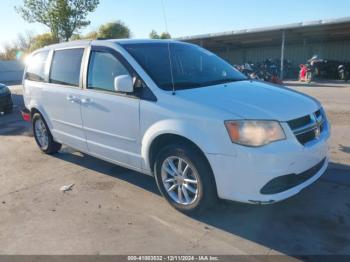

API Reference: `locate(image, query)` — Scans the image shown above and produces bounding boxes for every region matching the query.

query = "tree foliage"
[16,32,35,51]
[77,21,131,40]
[160,32,171,39]
[97,21,131,39]
[149,30,171,39]
[0,32,34,60]
[0,19,130,60]
[149,30,159,39]
[30,33,58,51]
[15,0,100,41]
[0,45,21,60]
[0,32,59,60]
[80,31,98,39]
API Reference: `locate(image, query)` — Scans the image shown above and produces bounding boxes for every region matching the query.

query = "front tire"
[32,113,61,154]
[154,143,217,214]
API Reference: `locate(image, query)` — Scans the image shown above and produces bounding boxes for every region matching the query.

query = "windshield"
[121,42,247,90]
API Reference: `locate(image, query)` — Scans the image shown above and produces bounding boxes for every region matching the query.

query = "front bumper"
[207,121,330,204]
[0,93,13,110]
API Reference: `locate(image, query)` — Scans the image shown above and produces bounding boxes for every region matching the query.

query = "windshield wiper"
[203,78,247,86]
[161,78,248,90]
[161,82,203,90]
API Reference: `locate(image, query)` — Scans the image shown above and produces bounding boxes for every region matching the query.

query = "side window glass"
[50,48,84,87]
[25,51,49,82]
[88,51,130,92]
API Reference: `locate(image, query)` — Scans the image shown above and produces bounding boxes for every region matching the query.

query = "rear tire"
[32,113,61,154]
[154,143,217,214]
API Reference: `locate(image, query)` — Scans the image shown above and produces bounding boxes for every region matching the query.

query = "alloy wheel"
[161,156,199,205]
[34,118,49,150]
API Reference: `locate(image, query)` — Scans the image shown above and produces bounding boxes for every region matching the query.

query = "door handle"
[66,95,80,103]
[81,98,93,104]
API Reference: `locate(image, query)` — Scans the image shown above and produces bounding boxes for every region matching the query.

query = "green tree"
[97,21,131,39]
[80,31,98,40]
[149,30,171,39]
[15,0,100,41]
[149,30,160,39]
[0,45,20,60]
[160,32,171,39]
[30,33,58,51]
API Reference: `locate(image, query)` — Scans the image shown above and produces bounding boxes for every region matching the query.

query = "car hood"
[176,80,320,121]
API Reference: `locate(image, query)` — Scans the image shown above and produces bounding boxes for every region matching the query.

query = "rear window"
[50,48,84,87]
[25,51,49,82]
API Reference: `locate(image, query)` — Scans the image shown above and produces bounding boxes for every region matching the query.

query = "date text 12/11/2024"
[127,255,219,261]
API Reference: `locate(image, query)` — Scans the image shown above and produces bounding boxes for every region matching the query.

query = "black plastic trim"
[260,158,326,195]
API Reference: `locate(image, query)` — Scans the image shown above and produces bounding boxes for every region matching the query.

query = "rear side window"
[88,51,130,92]
[50,48,84,87]
[25,51,49,82]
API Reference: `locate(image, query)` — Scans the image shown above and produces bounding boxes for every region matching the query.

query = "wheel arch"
[141,120,221,172]
[30,107,40,118]
[142,119,219,195]
[28,104,53,130]
[148,133,206,171]
[147,132,219,199]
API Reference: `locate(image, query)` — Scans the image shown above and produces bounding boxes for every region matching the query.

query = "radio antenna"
[161,0,176,95]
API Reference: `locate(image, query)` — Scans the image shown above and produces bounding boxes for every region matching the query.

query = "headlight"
[224,120,286,147]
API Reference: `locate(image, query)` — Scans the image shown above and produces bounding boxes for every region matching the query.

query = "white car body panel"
[175,80,321,121]
[23,39,330,204]
[42,83,87,151]
[80,89,141,168]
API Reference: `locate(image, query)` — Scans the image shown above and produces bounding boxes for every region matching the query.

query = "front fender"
[141,119,223,171]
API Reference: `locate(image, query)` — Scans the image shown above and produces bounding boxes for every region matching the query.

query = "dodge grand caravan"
[22,39,330,213]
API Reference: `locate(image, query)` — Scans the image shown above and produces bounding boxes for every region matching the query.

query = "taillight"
[21,109,31,122]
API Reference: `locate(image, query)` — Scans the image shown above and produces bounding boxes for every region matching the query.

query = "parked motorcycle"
[298,55,322,83]
[338,65,349,82]
[299,64,313,83]
[236,63,261,80]
[238,56,350,82]
[238,61,283,84]
[305,64,313,83]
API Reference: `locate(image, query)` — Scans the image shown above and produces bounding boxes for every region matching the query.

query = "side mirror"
[114,75,133,93]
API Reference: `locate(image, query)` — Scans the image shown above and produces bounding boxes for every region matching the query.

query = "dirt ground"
[0,82,349,257]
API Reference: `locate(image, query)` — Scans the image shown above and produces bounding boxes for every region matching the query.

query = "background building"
[180,17,350,79]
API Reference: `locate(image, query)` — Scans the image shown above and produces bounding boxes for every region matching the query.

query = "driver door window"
[88,51,130,92]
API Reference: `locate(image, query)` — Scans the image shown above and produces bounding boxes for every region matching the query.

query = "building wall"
[213,40,350,65]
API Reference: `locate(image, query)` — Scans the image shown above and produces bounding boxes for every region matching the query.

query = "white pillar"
[280,30,286,80]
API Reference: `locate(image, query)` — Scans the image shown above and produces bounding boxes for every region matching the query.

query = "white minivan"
[22,39,330,213]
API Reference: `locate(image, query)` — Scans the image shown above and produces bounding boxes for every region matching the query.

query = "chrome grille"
[287,109,326,145]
